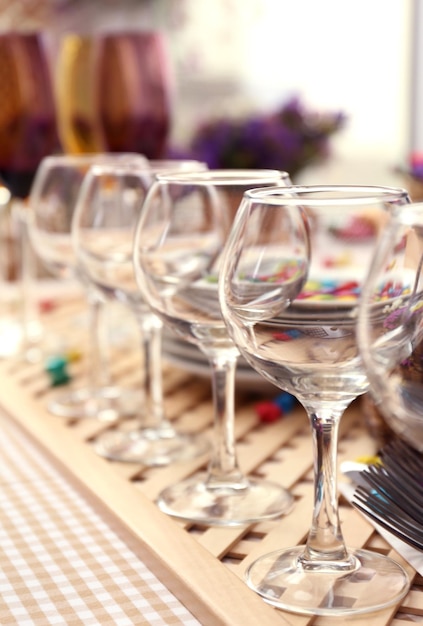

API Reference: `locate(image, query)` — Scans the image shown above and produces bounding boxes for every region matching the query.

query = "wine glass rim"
[148,159,208,169]
[86,159,209,177]
[244,184,410,205]
[155,169,290,185]
[39,153,148,167]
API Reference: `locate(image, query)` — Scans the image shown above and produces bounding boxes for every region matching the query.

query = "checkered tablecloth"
[0,409,201,626]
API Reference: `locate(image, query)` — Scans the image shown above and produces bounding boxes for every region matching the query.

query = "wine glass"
[54,34,105,154]
[55,31,171,158]
[72,159,210,465]
[98,31,171,158]
[133,169,294,525]
[0,32,59,198]
[357,201,423,450]
[0,32,59,359]
[219,185,410,614]
[28,152,147,420]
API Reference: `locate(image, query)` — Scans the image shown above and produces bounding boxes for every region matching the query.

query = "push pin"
[45,355,71,387]
[255,392,296,423]
[39,298,56,313]
[65,349,83,363]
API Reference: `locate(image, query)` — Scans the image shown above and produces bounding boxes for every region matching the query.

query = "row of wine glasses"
[29,155,211,467]
[133,179,412,615]
[29,154,419,615]
[217,185,411,615]
[0,31,172,367]
[0,30,171,189]
[133,169,294,525]
[28,153,148,420]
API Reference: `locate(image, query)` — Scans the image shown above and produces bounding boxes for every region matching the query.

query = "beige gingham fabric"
[0,410,200,625]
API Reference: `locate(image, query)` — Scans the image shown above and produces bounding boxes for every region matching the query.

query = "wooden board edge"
[0,371,293,626]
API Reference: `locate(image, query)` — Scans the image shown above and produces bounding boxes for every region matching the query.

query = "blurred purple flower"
[185,96,346,178]
[409,162,423,180]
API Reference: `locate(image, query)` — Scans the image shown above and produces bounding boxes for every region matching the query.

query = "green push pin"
[45,355,71,387]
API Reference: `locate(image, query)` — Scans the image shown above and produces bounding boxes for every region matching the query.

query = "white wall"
[169,0,412,185]
[243,1,410,150]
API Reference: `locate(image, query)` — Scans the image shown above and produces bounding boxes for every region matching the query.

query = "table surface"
[0,408,200,626]
[0,292,422,626]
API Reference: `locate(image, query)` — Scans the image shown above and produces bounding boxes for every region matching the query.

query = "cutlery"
[352,439,423,551]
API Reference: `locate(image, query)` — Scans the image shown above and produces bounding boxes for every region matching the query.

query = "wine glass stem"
[301,407,353,567]
[206,353,246,489]
[137,313,171,432]
[16,201,42,355]
[86,287,111,391]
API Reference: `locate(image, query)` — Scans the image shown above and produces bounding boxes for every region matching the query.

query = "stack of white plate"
[162,328,277,393]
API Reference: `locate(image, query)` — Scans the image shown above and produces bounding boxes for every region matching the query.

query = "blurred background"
[0,0,416,354]
[0,0,415,185]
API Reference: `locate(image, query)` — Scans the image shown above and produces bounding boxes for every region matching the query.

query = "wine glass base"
[47,386,140,421]
[92,428,210,466]
[157,472,294,526]
[245,545,410,616]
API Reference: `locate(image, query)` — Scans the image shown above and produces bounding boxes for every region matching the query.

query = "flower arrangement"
[188,97,346,179]
[397,153,423,202]
[407,153,423,180]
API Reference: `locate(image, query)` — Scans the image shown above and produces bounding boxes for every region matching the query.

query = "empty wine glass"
[0,32,59,359]
[219,185,410,614]
[28,152,147,419]
[133,169,294,525]
[357,201,423,450]
[72,159,210,465]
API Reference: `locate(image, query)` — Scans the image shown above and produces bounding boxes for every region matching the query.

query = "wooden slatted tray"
[0,294,421,626]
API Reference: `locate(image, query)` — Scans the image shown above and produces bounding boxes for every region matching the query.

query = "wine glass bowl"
[358,201,423,451]
[55,31,171,159]
[0,32,58,198]
[98,31,171,158]
[219,185,411,614]
[133,169,295,525]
